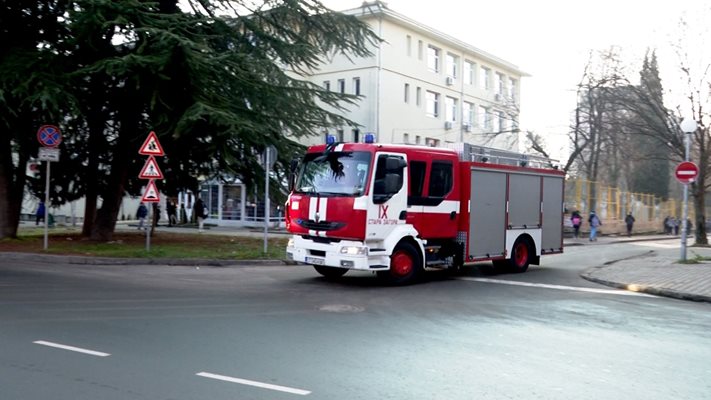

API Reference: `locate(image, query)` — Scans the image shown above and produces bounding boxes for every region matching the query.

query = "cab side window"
[409,161,426,197]
[428,161,453,197]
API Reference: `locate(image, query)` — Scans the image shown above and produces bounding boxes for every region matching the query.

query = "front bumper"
[286,235,389,271]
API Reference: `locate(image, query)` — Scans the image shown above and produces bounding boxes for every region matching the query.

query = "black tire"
[508,238,532,273]
[313,265,348,279]
[377,241,422,285]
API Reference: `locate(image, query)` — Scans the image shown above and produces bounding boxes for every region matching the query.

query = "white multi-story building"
[300,1,527,151]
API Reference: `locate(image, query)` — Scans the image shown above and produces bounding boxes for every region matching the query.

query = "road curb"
[580,253,711,304]
[1,251,289,267]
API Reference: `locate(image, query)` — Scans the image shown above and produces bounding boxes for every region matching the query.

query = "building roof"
[340,1,529,77]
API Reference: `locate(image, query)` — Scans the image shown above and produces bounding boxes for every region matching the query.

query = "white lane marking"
[458,277,656,297]
[33,340,111,357]
[197,372,311,396]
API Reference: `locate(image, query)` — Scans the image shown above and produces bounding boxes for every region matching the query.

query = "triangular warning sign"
[138,131,165,156]
[141,180,160,203]
[139,156,164,179]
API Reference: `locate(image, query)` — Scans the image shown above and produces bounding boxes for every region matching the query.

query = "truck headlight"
[340,246,367,255]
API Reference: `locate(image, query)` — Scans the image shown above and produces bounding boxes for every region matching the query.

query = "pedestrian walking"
[35,201,45,225]
[588,211,602,241]
[194,198,208,232]
[167,200,177,227]
[136,202,148,230]
[571,210,582,239]
[625,212,635,237]
[674,218,680,235]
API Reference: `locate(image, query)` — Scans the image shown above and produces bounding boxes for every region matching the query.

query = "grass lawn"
[0,228,289,260]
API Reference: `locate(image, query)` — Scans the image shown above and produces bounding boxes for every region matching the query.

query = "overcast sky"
[321,0,710,159]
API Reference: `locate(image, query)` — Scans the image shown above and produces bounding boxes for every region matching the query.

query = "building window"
[403,133,410,144]
[509,78,517,99]
[480,66,491,90]
[478,105,490,129]
[338,79,345,94]
[404,83,410,103]
[463,101,474,125]
[498,111,506,132]
[493,111,501,132]
[337,128,344,142]
[445,96,457,122]
[353,77,361,95]
[426,138,440,147]
[415,135,421,145]
[416,87,422,106]
[323,80,330,91]
[406,35,412,56]
[418,40,423,60]
[427,45,440,73]
[426,91,440,118]
[464,61,474,85]
[353,128,360,143]
[446,53,458,79]
[496,73,505,96]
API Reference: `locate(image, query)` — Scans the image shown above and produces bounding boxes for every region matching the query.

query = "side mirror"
[385,156,407,171]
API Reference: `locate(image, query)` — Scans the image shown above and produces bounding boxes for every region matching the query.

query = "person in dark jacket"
[194,198,207,232]
[136,202,148,230]
[625,212,635,237]
[35,201,45,225]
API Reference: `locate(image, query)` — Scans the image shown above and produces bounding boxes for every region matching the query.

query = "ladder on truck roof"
[445,142,556,169]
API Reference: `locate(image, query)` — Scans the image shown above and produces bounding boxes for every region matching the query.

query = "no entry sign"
[675,161,699,184]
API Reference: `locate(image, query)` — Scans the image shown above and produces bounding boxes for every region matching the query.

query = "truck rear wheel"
[508,238,532,273]
[378,241,422,285]
[313,265,348,279]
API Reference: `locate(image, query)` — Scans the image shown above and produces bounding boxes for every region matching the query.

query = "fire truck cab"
[286,135,564,284]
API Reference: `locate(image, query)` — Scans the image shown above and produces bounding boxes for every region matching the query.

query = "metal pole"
[264,151,270,254]
[146,204,151,252]
[43,160,50,250]
[681,133,691,261]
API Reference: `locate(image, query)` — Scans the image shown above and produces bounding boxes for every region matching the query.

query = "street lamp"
[680,117,697,261]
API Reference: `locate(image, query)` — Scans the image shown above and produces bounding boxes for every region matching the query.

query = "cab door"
[366,152,408,241]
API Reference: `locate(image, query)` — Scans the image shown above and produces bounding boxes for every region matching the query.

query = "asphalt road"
[1,240,710,400]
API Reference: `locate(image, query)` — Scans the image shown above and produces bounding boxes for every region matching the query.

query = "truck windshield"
[294,151,371,196]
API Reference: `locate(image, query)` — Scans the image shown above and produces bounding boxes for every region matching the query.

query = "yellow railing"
[564,178,699,234]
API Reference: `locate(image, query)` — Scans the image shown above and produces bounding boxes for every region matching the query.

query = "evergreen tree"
[0,0,378,240]
[629,51,670,199]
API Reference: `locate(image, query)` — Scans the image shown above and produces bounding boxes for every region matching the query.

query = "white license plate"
[305,256,325,265]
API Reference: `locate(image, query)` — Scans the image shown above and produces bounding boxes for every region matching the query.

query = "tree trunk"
[0,123,30,240]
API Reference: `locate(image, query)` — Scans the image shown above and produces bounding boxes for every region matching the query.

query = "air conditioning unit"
[446,77,454,86]
[463,123,472,132]
[444,121,453,130]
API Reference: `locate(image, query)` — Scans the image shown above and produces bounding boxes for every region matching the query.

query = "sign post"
[263,145,277,254]
[37,125,62,251]
[676,161,699,262]
[138,131,165,251]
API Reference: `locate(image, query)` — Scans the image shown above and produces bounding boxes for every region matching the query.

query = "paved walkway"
[567,234,711,303]
[10,223,711,303]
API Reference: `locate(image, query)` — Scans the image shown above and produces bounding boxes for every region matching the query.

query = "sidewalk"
[567,233,711,303]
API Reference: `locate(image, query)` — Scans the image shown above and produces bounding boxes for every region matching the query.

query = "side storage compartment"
[541,176,564,253]
[468,169,506,259]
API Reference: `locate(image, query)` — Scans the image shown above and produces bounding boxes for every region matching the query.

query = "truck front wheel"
[508,238,532,273]
[313,265,348,279]
[378,241,422,285]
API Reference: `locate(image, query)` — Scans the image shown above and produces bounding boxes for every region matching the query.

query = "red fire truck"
[286,135,565,284]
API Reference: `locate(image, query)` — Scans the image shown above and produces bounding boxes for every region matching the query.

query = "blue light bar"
[364,133,376,143]
[326,134,336,144]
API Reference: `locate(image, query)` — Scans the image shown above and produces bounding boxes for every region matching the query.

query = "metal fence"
[564,178,695,234]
